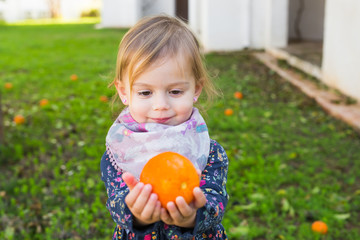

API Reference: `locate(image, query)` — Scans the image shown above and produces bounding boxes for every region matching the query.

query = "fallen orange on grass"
[14,115,25,125]
[4,83,13,89]
[311,221,328,234]
[234,91,243,99]
[39,99,49,107]
[100,96,109,102]
[140,152,199,209]
[224,108,234,116]
[70,74,78,81]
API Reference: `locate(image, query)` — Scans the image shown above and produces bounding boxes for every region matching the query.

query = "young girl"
[101,15,229,239]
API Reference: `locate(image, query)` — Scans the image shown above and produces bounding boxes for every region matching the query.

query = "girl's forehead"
[148,52,191,68]
[128,56,195,87]
[137,54,192,75]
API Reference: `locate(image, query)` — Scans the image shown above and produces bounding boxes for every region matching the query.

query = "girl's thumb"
[122,172,138,190]
[193,187,207,209]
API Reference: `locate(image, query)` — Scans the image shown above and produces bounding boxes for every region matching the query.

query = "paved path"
[254,52,360,132]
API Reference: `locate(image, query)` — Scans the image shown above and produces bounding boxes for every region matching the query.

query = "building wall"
[189,0,288,51]
[0,0,100,23]
[141,0,174,18]
[200,0,251,51]
[19,0,49,19]
[100,0,140,28]
[190,0,249,51]
[100,0,288,51]
[250,0,266,48]
[100,0,175,28]
[322,0,360,101]
[0,0,48,22]
[264,0,288,48]
[0,0,18,22]
[61,0,101,19]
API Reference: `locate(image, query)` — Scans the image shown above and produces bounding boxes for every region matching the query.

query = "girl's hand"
[160,187,206,228]
[122,172,161,227]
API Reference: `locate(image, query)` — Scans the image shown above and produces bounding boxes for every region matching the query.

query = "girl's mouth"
[151,118,171,124]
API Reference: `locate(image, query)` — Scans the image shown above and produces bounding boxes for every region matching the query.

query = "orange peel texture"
[140,152,200,209]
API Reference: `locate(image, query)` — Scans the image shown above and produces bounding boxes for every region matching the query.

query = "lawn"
[1,22,359,240]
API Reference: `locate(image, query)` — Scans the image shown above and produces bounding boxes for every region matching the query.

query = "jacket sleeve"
[192,140,229,234]
[100,151,160,236]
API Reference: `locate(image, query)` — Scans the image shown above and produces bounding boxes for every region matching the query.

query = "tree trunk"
[48,0,61,18]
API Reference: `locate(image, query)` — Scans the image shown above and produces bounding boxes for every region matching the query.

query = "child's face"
[117,56,202,126]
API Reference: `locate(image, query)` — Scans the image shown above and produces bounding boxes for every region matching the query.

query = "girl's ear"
[194,83,203,100]
[115,79,129,105]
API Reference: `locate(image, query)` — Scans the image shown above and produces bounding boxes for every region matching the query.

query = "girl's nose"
[152,94,170,111]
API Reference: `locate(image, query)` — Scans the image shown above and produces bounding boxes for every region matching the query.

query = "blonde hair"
[110,15,218,107]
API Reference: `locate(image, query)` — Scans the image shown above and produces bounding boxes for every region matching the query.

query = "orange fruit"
[224,108,234,116]
[311,221,328,234]
[234,91,243,99]
[39,99,49,107]
[70,74,78,81]
[140,152,199,208]
[14,115,25,125]
[4,83,13,89]
[100,96,108,102]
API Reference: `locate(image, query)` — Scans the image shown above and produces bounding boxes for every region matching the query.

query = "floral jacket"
[100,139,229,240]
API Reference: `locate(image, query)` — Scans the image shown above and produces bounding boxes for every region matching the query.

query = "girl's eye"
[138,91,152,96]
[169,90,183,95]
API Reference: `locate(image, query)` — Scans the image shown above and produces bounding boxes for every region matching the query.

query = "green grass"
[1,23,359,240]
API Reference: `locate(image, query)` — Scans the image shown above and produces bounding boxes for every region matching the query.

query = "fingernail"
[145,184,152,191]
[137,182,144,189]
[151,193,158,200]
[167,201,174,208]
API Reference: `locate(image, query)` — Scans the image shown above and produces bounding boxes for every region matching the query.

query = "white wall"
[0,2,5,21]
[0,0,100,22]
[100,0,289,51]
[61,0,85,19]
[61,0,101,19]
[100,0,175,28]
[288,0,325,41]
[141,0,174,18]
[101,0,139,28]
[322,0,360,101]
[250,0,266,48]
[188,0,203,38]
[0,0,48,22]
[0,0,19,22]
[189,0,288,51]
[190,0,251,51]
[20,0,49,19]
[265,0,288,48]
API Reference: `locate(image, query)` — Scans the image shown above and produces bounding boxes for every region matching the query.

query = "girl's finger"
[141,193,158,219]
[122,172,138,190]
[125,182,144,208]
[132,184,152,213]
[193,187,207,209]
[152,201,162,220]
[166,201,183,222]
[160,208,173,225]
[175,196,193,217]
